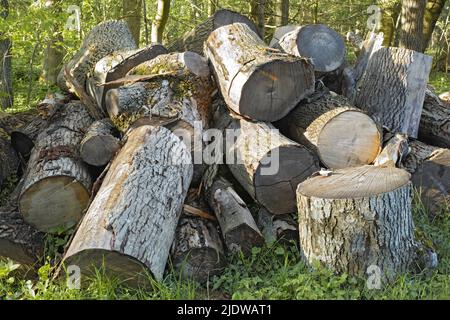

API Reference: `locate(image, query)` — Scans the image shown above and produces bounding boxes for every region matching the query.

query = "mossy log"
[18,102,94,233]
[277,92,382,169]
[62,125,193,286]
[204,22,315,122]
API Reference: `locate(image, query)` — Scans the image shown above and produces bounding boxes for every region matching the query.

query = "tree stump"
[168,9,260,55]
[272,24,346,74]
[80,119,120,167]
[18,102,94,233]
[227,118,319,215]
[296,165,418,279]
[277,92,382,169]
[62,125,193,285]
[354,47,432,138]
[204,22,315,122]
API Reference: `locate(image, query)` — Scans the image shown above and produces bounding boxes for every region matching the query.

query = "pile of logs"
[0,9,448,285]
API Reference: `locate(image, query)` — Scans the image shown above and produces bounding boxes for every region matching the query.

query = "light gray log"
[203,165,264,255]
[204,22,315,122]
[19,101,94,233]
[62,125,193,286]
[354,47,432,138]
[277,92,382,169]
[297,165,418,280]
[80,119,120,167]
[269,25,298,47]
[273,24,346,74]
[168,9,260,55]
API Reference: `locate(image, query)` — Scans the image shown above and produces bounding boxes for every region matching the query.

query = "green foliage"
[429,72,450,95]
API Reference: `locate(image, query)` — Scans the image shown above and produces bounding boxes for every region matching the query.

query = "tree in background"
[422,0,447,52]
[399,0,426,51]
[152,0,170,43]
[123,0,142,46]
[377,0,402,47]
[250,0,266,37]
[208,0,218,16]
[275,0,289,26]
[0,0,12,109]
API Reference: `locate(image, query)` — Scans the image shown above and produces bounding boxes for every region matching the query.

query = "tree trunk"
[123,0,142,46]
[399,0,426,51]
[272,24,346,74]
[0,0,12,109]
[275,0,289,26]
[171,215,226,283]
[0,128,18,189]
[203,165,264,255]
[257,208,298,245]
[207,0,218,16]
[204,22,315,122]
[167,9,260,55]
[276,92,382,169]
[422,0,446,51]
[418,89,450,148]
[227,118,319,215]
[80,119,120,167]
[297,165,418,280]
[62,125,193,285]
[86,44,167,111]
[402,140,450,215]
[43,1,64,86]
[19,102,94,233]
[354,47,432,138]
[377,0,402,47]
[151,0,170,44]
[250,0,266,38]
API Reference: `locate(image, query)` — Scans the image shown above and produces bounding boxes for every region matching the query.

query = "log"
[167,9,260,55]
[203,165,264,255]
[10,117,48,161]
[171,215,226,283]
[272,24,346,74]
[62,125,193,285]
[374,133,410,167]
[277,92,382,169]
[204,22,315,122]
[297,165,418,279]
[257,207,298,245]
[354,47,432,138]
[227,118,319,215]
[402,139,450,214]
[86,44,167,111]
[269,25,298,47]
[80,119,120,167]
[418,89,450,148]
[19,101,94,233]
[0,128,18,189]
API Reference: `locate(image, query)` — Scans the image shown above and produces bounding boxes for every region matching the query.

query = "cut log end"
[80,135,120,167]
[19,176,90,232]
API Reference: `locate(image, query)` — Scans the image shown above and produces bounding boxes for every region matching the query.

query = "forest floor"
[0,72,449,300]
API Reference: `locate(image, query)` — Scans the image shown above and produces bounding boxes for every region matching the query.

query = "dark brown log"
[0,128,18,189]
[62,125,193,286]
[19,101,94,233]
[167,9,260,55]
[204,22,315,122]
[257,207,298,245]
[203,165,264,255]
[418,89,450,148]
[277,92,382,169]
[354,47,432,138]
[80,119,120,167]
[297,165,418,280]
[272,24,346,74]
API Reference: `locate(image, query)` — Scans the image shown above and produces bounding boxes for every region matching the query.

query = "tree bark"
[250,0,266,38]
[297,165,418,279]
[399,0,426,51]
[354,47,432,138]
[0,128,18,189]
[402,139,450,215]
[277,92,382,169]
[62,125,193,285]
[43,1,64,86]
[123,0,142,46]
[422,0,446,51]
[203,165,264,255]
[377,0,402,47]
[80,119,120,167]
[204,22,315,122]
[151,0,170,44]
[418,89,450,149]
[0,0,12,109]
[275,0,289,26]
[19,101,94,233]
[167,9,260,55]
[272,24,346,74]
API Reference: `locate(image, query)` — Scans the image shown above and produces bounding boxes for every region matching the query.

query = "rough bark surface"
[354,47,432,138]
[297,165,418,279]
[399,0,426,51]
[62,125,193,285]
[19,102,94,233]
[277,92,382,169]
[0,128,18,188]
[204,22,315,122]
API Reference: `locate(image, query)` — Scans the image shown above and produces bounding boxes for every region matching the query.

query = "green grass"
[429,72,450,95]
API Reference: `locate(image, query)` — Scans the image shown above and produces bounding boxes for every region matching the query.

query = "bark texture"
[204,22,315,122]
[422,0,446,51]
[0,0,12,109]
[123,0,142,46]
[62,125,193,285]
[0,128,18,189]
[151,0,170,43]
[399,0,426,51]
